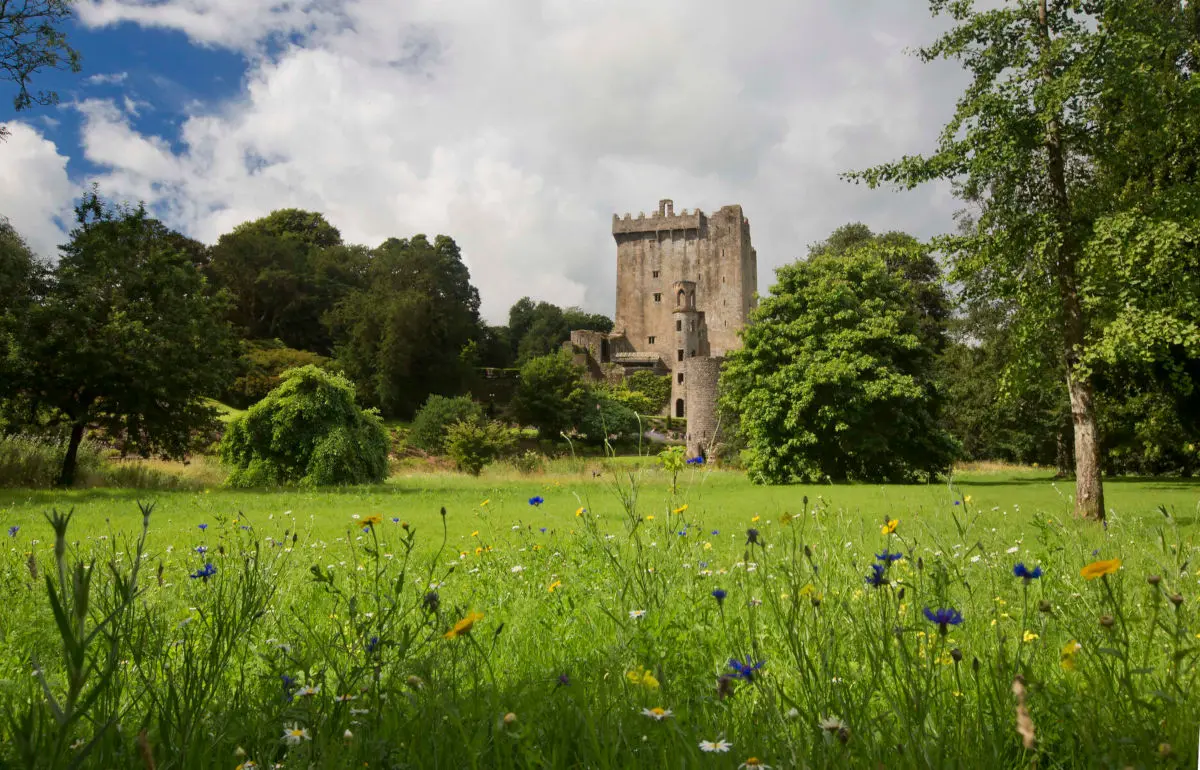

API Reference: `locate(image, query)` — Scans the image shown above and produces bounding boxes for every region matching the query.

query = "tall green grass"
[1,464,1197,768]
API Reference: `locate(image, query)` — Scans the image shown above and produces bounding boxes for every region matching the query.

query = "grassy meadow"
[2,463,1199,768]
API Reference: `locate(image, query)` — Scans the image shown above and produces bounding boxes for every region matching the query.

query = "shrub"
[511,350,584,438]
[445,418,517,476]
[219,365,389,487]
[0,435,105,488]
[577,395,641,445]
[223,339,331,409]
[509,449,545,475]
[626,371,671,413]
[409,395,484,454]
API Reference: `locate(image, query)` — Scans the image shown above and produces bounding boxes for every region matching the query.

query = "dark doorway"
[675,398,685,418]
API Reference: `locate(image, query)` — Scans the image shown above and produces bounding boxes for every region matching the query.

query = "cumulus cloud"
[0,123,75,259]
[63,0,967,322]
[84,71,130,85]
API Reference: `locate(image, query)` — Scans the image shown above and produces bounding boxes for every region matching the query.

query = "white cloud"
[0,123,75,259]
[85,71,129,85]
[58,0,968,323]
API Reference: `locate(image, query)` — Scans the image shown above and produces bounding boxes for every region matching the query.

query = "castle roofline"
[612,209,703,236]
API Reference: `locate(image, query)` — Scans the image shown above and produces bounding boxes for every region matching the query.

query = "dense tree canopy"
[510,350,585,439]
[328,234,482,418]
[722,240,957,484]
[9,190,237,485]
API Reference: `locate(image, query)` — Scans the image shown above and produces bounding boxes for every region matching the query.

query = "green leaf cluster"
[445,418,517,476]
[219,365,389,487]
[409,395,485,454]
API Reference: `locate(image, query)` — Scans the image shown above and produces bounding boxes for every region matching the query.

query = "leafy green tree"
[223,339,331,409]
[1,0,80,142]
[626,371,671,413]
[408,395,484,454]
[12,190,237,485]
[510,350,584,438]
[846,0,1200,519]
[220,365,389,487]
[563,307,614,334]
[328,235,482,418]
[207,212,367,354]
[445,418,517,476]
[721,244,957,484]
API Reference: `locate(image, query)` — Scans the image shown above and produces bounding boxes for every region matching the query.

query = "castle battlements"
[612,198,704,235]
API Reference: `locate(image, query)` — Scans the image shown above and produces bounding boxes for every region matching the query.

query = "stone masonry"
[567,199,757,459]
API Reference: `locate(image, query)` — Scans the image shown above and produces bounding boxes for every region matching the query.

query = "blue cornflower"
[865,564,888,587]
[195,545,208,556]
[727,657,765,682]
[240,525,250,531]
[746,528,760,545]
[711,588,727,605]
[557,673,570,687]
[281,673,297,702]
[539,527,547,533]
[678,529,688,536]
[686,456,705,465]
[198,523,208,531]
[189,563,217,581]
[392,517,400,523]
[366,636,380,654]
[1013,563,1044,581]
[923,606,964,633]
[529,496,544,506]
[698,561,708,569]
[711,530,720,535]
[953,500,961,506]
[876,550,904,563]
[7,525,18,537]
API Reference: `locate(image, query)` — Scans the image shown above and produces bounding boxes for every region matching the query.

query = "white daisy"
[280,724,310,746]
[699,739,732,753]
[629,609,646,619]
[640,707,673,720]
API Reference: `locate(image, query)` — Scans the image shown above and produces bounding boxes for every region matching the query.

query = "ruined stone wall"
[685,356,723,459]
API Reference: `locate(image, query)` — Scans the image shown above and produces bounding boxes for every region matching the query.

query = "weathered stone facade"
[568,199,757,459]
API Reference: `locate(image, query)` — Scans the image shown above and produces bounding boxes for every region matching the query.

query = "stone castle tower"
[569,199,757,459]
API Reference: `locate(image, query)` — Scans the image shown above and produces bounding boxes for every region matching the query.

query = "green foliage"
[219,365,388,487]
[9,190,237,486]
[0,0,80,142]
[625,371,671,413]
[328,235,482,418]
[207,215,368,355]
[506,297,613,365]
[562,307,614,334]
[409,395,484,454]
[0,218,43,387]
[722,246,956,483]
[575,393,640,445]
[223,339,331,409]
[445,418,517,475]
[510,350,585,438]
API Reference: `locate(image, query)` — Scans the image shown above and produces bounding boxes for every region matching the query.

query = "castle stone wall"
[685,356,723,459]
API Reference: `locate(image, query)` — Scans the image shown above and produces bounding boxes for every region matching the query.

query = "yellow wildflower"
[471,530,479,537]
[779,512,794,525]
[360,515,382,529]
[575,507,585,517]
[646,515,655,520]
[626,666,660,689]
[1080,558,1121,580]
[481,499,490,507]
[881,519,898,535]
[751,515,760,523]
[703,542,713,550]
[964,495,972,504]
[444,612,484,640]
[1061,639,1081,670]
[1022,630,1039,643]
[548,580,562,593]
[673,504,688,514]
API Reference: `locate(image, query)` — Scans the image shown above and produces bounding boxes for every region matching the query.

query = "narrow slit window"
[677,373,684,384]
[648,336,656,345]
[677,350,684,362]
[652,270,660,278]
[653,293,662,303]
[676,320,682,331]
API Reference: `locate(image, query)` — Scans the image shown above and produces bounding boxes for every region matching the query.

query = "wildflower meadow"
[1,464,1198,769]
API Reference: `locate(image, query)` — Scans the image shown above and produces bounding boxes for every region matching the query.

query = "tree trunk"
[1038,0,1105,520]
[58,421,86,487]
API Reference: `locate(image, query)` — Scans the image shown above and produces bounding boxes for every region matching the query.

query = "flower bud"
[1148,574,1161,586]
[1099,614,1115,628]
[1170,594,1184,607]
[503,712,517,726]
[1038,600,1052,613]
[950,648,962,663]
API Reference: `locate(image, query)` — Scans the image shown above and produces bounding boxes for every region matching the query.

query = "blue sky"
[0,0,966,323]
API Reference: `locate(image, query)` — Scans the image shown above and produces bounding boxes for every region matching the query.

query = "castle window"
[653,293,662,303]
[677,372,684,384]
[677,349,684,362]
[648,336,656,345]
[675,399,685,418]
[688,321,695,332]
[676,320,682,331]
[652,270,660,278]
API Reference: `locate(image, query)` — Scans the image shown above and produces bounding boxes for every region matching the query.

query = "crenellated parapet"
[612,199,704,236]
